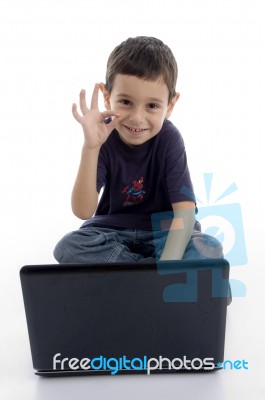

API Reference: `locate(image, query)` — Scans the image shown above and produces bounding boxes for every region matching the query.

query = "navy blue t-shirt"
[81,119,195,231]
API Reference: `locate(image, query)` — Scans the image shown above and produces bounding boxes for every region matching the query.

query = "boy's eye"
[119,99,131,106]
[148,103,159,109]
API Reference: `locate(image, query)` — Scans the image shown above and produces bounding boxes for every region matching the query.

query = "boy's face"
[101,74,179,146]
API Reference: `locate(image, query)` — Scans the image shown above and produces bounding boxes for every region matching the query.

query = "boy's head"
[105,36,178,102]
[100,36,180,147]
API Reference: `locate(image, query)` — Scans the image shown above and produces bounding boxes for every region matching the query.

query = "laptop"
[20,258,230,376]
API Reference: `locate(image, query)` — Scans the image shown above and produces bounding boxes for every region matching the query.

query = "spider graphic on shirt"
[121,177,146,206]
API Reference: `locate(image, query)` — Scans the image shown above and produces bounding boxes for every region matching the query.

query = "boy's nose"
[129,108,144,125]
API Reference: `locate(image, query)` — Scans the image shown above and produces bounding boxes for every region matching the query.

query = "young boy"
[53,36,223,264]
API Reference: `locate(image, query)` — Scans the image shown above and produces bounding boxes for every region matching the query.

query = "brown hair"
[105,36,178,102]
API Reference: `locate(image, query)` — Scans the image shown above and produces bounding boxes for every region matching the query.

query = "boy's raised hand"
[72,84,120,149]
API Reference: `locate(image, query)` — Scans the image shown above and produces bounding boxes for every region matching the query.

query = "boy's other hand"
[72,84,120,149]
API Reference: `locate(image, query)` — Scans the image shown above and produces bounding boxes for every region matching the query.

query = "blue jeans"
[53,225,223,263]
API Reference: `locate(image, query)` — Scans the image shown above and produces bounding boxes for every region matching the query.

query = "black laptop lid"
[20,259,230,375]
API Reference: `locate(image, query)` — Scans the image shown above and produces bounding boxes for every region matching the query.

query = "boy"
[54,36,223,263]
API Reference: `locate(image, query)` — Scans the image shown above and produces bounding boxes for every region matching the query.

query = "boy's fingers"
[79,89,89,115]
[90,84,99,110]
[105,114,121,132]
[99,110,120,121]
[72,103,82,122]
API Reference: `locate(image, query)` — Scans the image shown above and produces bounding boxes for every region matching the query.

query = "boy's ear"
[98,82,111,110]
[166,92,180,118]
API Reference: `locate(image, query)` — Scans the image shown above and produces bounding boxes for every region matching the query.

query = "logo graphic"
[194,173,247,298]
[53,353,248,374]
[193,173,247,267]
[151,173,247,301]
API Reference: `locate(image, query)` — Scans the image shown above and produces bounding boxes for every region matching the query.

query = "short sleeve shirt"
[81,119,195,231]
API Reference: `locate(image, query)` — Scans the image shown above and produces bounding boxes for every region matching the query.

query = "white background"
[1,0,265,399]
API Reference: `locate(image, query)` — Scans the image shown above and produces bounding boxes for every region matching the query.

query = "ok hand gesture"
[72,84,120,149]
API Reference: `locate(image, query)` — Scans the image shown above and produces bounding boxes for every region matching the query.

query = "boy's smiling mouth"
[123,124,148,134]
